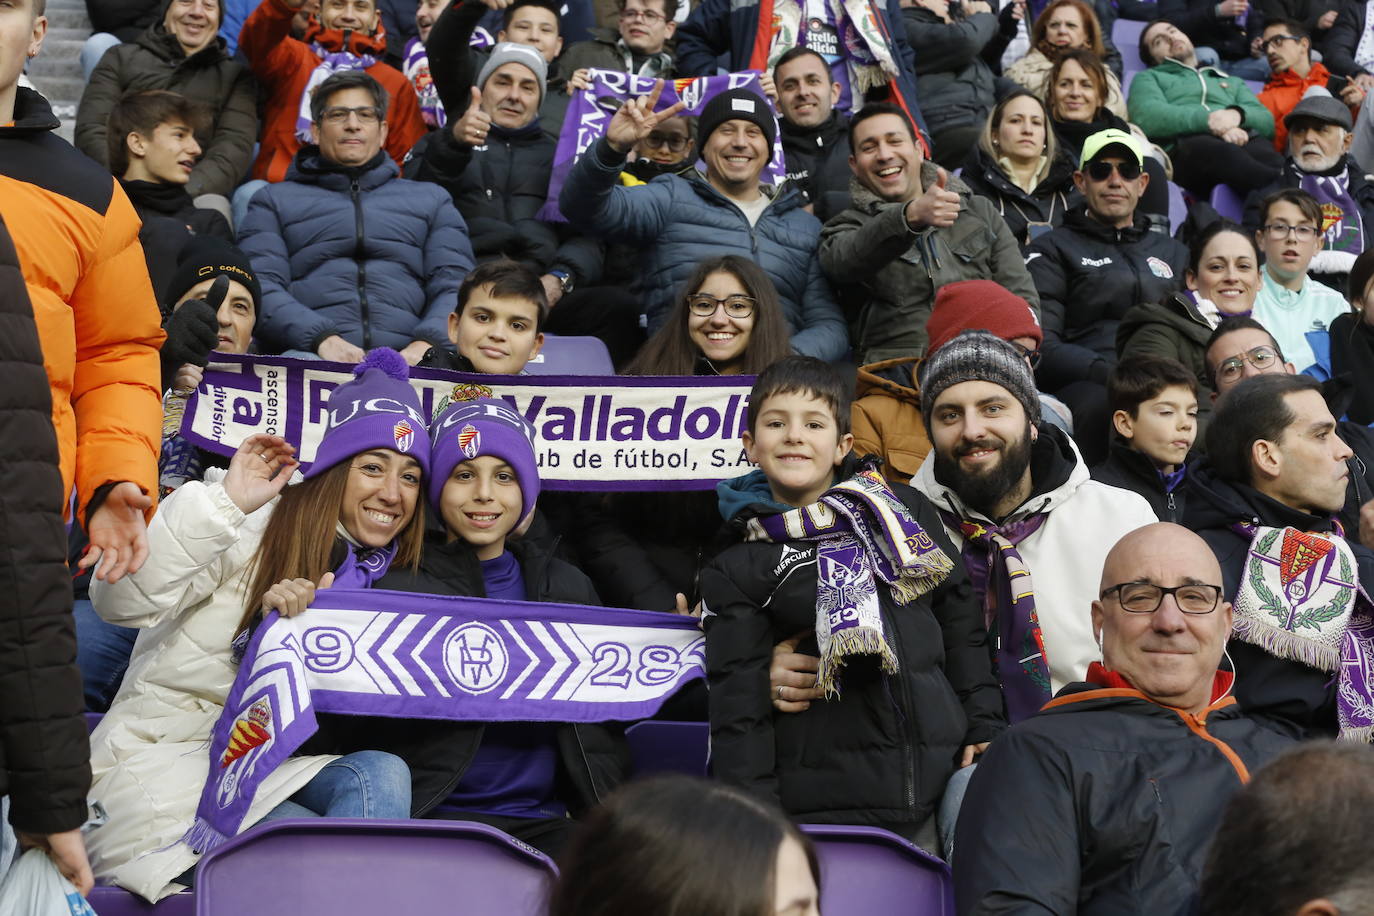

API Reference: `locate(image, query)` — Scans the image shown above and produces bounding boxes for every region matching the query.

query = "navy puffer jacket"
[559,137,849,361]
[239,148,475,354]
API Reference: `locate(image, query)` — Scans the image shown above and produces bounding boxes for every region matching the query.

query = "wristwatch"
[549,269,575,294]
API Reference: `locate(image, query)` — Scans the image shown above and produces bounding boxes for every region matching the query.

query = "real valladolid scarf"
[1232,525,1374,742]
[185,589,705,852]
[745,466,954,695]
[761,0,901,96]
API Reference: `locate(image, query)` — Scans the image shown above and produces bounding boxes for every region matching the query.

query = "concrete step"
[26,72,83,99]
[44,8,90,30]
[37,36,84,61]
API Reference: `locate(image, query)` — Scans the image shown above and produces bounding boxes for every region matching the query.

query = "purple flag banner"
[178,353,755,491]
[187,587,705,851]
[538,70,787,222]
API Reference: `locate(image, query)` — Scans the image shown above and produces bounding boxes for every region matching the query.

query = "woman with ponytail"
[84,350,430,903]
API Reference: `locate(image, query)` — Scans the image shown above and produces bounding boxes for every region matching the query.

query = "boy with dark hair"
[420,259,548,374]
[1092,355,1199,522]
[702,355,1003,852]
[106,89,232,300]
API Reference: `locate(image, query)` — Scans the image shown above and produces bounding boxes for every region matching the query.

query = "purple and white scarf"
[402,36,445,128]
[539,70,788,222]
[1300,171,1367,256]
[296,44,378,142]
[185,588,705,852]
[744,466,954,696]
[1231,524,1374,742]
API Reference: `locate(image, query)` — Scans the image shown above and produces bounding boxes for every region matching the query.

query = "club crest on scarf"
[746,465,953,696]
[220,698,272,769]
[432,383,496,421]
[393,420,414,453]
[1232,525,1374,743]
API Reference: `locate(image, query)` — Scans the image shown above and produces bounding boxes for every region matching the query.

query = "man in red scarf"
[952,522,1298,915]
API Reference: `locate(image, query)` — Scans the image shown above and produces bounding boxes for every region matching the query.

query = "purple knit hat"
[305,348,431,479]
[428,397,539,520]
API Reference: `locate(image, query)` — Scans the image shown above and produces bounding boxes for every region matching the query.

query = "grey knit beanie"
[477,42,548,105]
[920,330,1041,431]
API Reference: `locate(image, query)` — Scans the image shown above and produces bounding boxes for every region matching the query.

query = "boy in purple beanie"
[369,395,618,857]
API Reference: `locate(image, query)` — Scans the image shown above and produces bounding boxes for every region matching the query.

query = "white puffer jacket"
[913,427,1158,694]
[87,473,337,902]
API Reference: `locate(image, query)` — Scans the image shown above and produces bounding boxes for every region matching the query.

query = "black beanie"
[163,237,261,317]
[694,89,777,163]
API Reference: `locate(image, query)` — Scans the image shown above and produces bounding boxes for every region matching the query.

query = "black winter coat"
[780,112,853,223]
[1159,0,1265,63]
[0,215,88,835]
[960,143,1081,251]
[305,535,628,818]
[902,7,998,134]
[1090,440,1191,522]
[701,472,1004,837]
[1183,468,1374,736]
[1321,0,1371,77]
[120,179,232,303]
[411,126,603,288]
[954,681,1297,915]
[1026,206,1190,391]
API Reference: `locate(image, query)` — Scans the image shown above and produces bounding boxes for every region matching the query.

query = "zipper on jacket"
[350,177,373,350]
[1167,491,1176,514]
[882,605,919,817]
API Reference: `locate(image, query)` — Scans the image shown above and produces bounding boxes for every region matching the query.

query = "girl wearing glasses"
[574,258,791,675]
[1250,188,1351,373]
[1119,221,1263,425]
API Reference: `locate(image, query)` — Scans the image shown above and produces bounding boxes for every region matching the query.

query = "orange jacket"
[0,89,165,522]
[851,356,932,486]
[1258,62,1358,153]
[240,0,428,183]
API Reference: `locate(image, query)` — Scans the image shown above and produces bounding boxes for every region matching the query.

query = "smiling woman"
[84,349,432,901]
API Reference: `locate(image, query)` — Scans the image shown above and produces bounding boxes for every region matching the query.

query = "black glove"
[161,275,226,390]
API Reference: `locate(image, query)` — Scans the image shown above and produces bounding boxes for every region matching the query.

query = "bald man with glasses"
[953,522,1299,916]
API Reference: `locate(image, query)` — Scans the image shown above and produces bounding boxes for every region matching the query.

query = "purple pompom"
[354,347,410,381]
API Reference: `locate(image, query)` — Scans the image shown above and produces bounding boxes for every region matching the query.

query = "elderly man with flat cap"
[953,522,1298,916]
[1245,95,1374,292]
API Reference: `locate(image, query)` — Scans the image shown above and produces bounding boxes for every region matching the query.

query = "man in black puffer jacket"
[955,522,1297,915]
[1026,128,1188,462]
[0,214,93,893]
[774,48,853,222]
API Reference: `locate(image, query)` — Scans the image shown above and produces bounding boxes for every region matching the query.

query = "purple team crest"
[459,424,481,459]
[393,420,415,453]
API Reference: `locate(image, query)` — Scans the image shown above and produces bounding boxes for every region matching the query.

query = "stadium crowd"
[4,0,1374,909]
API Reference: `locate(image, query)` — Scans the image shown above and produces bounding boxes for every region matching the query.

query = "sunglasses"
[1084,159,1141,182]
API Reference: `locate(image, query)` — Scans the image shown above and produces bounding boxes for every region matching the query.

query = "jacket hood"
[1182,462,1339,534]
[686,170,800,215]
[963,139,1078,200]
[913,420,1087,524]
[287,147,396,188]
[1267,60,1329,88]
[855,356,921,403]
[850,159,974,213]
[1115,291,1214,354]
[3,88,60,136]
[304,20,389,55]
[716,468,791,522]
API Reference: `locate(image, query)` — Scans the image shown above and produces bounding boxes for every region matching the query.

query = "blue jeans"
[74,598,138,712]
[938,763,977,864]
[262,751,412,821]
[81,33,121,81]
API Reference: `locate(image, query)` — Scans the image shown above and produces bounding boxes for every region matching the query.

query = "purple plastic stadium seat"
[87,886,194,915]
[1210,183,1246,221]
[522,334,615,376]
[800,824,954,916]
[194,818,556,916]
[625,720,709,777]
[1115,18,1148,98]
[1167,181,1188,234]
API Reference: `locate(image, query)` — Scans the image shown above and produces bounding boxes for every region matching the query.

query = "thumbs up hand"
[453,86,492,147]
[903,167,961,229]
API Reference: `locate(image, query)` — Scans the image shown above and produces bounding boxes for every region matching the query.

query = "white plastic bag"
[0,849,96,916]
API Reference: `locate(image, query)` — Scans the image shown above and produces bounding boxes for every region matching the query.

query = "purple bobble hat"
[304,348,432,479]
[428,397,540,520]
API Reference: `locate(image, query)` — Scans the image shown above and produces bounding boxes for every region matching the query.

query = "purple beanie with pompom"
[304,348,432,479]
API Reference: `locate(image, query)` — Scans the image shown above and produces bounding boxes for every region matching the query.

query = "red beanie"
[925,280,1042,357]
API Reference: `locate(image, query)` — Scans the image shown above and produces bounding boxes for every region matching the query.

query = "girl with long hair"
[84,350,430,902]
[961,90,1080,250]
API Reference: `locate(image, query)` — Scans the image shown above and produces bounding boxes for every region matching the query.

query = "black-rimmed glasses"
[687,293,756,318]
[1100,582,1223,614]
